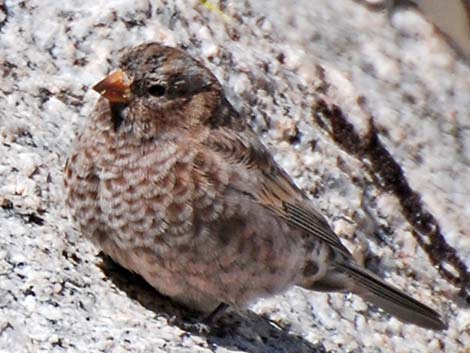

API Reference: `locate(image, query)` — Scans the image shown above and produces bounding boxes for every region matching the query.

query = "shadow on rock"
[98,253,327,353]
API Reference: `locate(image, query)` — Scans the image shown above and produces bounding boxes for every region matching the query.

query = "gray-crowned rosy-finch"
[64,43,447,330]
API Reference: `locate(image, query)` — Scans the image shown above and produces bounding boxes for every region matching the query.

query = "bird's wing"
[203,127,353,258]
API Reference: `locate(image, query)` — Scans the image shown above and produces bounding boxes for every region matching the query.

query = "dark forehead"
[119,43,200,74]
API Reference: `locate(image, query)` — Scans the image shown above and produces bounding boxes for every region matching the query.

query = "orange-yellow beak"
[93,70,132,104]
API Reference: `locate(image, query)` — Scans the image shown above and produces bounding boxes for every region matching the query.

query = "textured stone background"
[0,1,469,352]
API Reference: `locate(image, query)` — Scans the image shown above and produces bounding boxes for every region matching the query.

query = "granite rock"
[0,1,468,352]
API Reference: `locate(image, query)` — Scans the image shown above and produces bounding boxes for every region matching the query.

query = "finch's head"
[93,43,225,135]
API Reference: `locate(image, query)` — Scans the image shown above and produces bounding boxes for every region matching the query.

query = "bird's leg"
[202,302,229,325]
[169,302,229,334]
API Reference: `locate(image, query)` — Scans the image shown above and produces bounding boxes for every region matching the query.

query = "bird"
[64,42,447,331]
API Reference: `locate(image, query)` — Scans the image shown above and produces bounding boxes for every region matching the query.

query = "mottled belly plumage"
[65,137,314,312]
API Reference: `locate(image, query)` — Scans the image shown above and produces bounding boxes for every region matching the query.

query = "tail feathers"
[338,262,448,330]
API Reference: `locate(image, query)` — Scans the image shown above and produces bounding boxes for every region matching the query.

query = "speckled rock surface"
[0,1,468,352]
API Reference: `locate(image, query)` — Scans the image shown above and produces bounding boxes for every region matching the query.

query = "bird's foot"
[167,302,229,334]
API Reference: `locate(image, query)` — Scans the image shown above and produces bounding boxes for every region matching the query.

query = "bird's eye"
[147,84,166,97]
